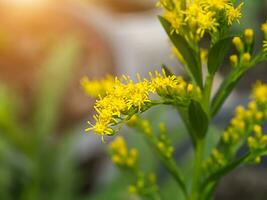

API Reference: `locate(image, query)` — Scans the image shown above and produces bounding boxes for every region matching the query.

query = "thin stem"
[132,125,188,198]
[190,139,205,200]
[147,137,188,198]
[203,74,214,113]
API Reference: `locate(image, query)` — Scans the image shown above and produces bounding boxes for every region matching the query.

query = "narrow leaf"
[188,100,209,139]
[208,37,232,75]
[159,16,203,88]
[162,64,174,76]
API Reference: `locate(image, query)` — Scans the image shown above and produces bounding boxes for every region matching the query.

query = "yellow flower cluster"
[158,0,243,39]
[156,123,174,158]
[84,70,200,137]
[222,101,264,145]
[110,136,159,197]
[252,82,267,104]
[247,125,267,152]
[109,136,138,168]
[261,21,267,52]
[128,172,158,196]
[221,82,267,147]
[81,75,115,98]
[203,148,226,172]
[229,29,255,67]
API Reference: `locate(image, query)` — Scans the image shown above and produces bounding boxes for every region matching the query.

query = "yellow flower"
[149,70,184,93]
[229,54,238,67]
[81,75,115,98]
[225,3,243,25]
[164,9,184,34]
[202,0,228,10]
[252,82,267,104]
[244,29,254,45]
[261,21,267,36]
[196,11,218,37]
[242,53,251,64]
[109,136,138,168]
[232,37,244,52]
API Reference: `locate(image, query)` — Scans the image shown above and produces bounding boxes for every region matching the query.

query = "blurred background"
[0,0,266,200]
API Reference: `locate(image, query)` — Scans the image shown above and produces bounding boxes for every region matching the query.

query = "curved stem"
[146,136,188,199]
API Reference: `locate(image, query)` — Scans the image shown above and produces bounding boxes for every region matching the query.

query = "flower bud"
[232,37,244,52]
[229,54,238,67]
[242,53,251,63]
[244,29,254,45]
[261,21,267,39]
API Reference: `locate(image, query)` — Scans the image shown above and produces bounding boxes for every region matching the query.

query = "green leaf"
[188,100,209,139]
[158,16,202,88]
[208,37,232,75]
[211,68,243,117]
[162,64,174,76]
[32,37,81,137]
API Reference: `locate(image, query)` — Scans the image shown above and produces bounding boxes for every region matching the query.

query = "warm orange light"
[2,0,46,7]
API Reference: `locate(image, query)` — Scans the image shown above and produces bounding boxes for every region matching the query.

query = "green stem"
[203,74,214,113]
[190,139,205,200]
[133,125,188,198]
[148,138,188,198]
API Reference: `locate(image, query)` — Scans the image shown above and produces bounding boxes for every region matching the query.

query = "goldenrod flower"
[196,11,218,37]
[225,3,243,25]
[164,10,184,34]
[261,21,267,37]
[232,37,244,52]
[244,29,254,45]
[81,75,115,98]
[202,0,228,10]
[86,70,196,137]
[242,53,251,64]
[207,0,228,9]
[252,82,267,104]
[109,136,139,168]
[229,54,238,67]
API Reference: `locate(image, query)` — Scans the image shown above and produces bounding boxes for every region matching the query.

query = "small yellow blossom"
[81,75,115,98]
[229,54,238,67]
[196,11,218,37]
[202,0,228,10]
[242,53,251,63]
[261,21,267,36]
[164,10,184,34]
[109,136,138,168]
[244,29,254,45]
[232,37,244,52]
[252,82,267,104]
[225,3,243,25]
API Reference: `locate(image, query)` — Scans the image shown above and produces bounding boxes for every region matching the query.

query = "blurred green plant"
[0,37,87,200]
